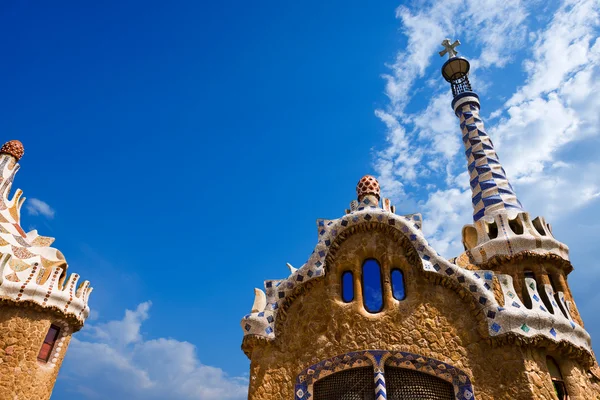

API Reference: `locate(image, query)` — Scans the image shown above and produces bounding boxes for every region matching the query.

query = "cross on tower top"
[439,38,461,59]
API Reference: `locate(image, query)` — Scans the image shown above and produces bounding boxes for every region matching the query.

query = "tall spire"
[440,40,523,221]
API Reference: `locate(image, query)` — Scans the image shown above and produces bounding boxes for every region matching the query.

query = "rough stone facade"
[0,306,73,400]
[244,228,600,399]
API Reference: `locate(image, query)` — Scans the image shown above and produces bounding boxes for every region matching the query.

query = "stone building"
[0,140,92,400]
[241,41,600,399]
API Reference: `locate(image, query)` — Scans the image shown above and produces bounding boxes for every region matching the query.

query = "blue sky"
[1,1,599,398]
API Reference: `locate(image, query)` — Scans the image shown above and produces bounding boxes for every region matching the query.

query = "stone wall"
[246,229,600,399]
[0,304,73,400]
[523,347,600,399]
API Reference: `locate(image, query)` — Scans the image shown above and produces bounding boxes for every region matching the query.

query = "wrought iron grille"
[385,366,454,400]
[450,75,472,97]
[313,367,375,400]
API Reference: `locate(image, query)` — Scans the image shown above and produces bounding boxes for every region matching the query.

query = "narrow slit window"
[38,324,60,362]
[341,271,354,303]
[391,269,406,301]
[362,259,383,313]
[547,357,568,400]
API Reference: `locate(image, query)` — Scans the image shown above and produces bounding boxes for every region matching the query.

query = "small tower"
[0,140,92,400]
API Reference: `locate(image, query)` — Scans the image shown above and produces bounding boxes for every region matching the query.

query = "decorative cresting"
[294,350,475,400]
[241,177,593,364]
[0,141,92,327]
[461,212,569,264]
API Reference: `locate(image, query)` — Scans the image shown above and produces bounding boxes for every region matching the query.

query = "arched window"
[341,271,354,303]
[391,269,406,301]
[313,367,374,400]
[547,357,568,399]
[362,259,383,313]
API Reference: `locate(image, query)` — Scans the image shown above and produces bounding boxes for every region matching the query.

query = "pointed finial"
[439,38,461,59]
[286,263,297,274]
[0,140,24,161]
[251,288,266,313]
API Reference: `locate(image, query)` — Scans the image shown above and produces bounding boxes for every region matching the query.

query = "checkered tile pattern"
[457,103,523,221]
[375,371,386,400]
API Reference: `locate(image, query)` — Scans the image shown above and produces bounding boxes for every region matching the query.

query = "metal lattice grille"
[386,367,454,400]
[313,367,375,400]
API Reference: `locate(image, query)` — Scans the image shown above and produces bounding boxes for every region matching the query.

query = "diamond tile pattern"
[457,103,523,221]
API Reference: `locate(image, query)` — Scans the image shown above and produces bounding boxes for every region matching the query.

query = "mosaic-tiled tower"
[0,140,92,400]
[241,41,600,399]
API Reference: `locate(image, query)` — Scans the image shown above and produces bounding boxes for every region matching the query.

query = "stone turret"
[0,140,92,400]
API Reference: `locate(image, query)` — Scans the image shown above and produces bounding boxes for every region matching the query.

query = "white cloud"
[491,0,600,220]
[375,0,600,256]
[60,302,248,400]
[26,198,55,219]
[421,187,472,256]
[374,0,530,201]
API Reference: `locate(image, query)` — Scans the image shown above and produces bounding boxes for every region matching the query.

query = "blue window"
[362,259,383,313]
[341,271,354,302]
[391,269,406,301]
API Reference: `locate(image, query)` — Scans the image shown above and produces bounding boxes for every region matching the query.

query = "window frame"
[547,356,569,400]
[390,268,406,301]
[37,324,61,363]
[341,270,354,303]
[361,258,384,313]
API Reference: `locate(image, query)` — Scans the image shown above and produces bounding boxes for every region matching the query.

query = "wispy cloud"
[373,0,529,211]
[26,198,55,219]
[60,302,248,400]
[375,0,600,256]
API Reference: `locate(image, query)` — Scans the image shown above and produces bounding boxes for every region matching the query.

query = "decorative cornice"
[241,206,593,365]
[462,251,573,275]
[0,258,91,328]
[461,211,569,265]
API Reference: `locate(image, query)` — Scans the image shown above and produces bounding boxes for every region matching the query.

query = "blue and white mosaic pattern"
[456,102,524,222]
[294,350,475,400]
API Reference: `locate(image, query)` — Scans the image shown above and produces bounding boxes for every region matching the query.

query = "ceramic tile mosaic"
[460,211,569,264]
[241,194,592,354]
[456,102,524,222]
[0,146,92,324]
[294,350,475,400]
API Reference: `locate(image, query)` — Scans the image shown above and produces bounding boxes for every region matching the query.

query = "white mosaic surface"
[0,152,92,324]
